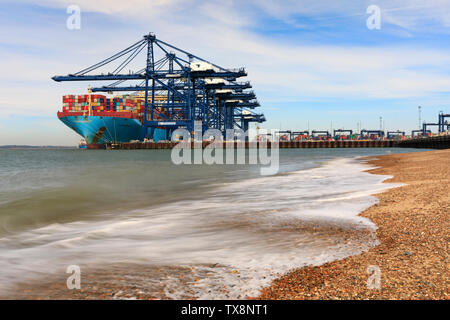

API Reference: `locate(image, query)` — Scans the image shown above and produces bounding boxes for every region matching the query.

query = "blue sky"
[1,0,450,145]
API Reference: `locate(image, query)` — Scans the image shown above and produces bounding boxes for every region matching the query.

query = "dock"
[93,136,450,150]
[102,140,397,150]
[397,135,450,149]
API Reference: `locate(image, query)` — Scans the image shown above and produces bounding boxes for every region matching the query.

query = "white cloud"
[1,0,450,143]
[248,0,450,31]
[18,0,449,30]
[3,0,450,104]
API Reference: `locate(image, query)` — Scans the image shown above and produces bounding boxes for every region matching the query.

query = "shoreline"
[258,149,449,299]
[2,149,448,299]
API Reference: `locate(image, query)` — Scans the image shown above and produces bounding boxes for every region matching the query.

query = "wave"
[0,157,402,298]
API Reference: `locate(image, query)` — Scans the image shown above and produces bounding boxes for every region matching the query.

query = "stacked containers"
[62,94,106,112]
[91,95,106,112]
[105,98,113,111]
[113,97,122,111]
[133,99,143,116]
[62,95,89,112]
[62,95,73,112]
[108,96,138,112]
[61,94,168,122]
[125,98,134,111]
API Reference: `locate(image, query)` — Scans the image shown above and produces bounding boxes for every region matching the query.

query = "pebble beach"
[259,149,449,300]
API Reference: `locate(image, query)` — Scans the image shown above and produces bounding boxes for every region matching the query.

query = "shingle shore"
[258,149,449,300]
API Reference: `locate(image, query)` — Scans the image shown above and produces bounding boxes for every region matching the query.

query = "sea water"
[0,148,421,298]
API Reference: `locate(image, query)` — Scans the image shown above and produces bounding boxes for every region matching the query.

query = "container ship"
[57,89,167,148]
[53,33,266,147]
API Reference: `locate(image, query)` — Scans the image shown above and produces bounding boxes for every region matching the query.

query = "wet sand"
[259,149,449,299]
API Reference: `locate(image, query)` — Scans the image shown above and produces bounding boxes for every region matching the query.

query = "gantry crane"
[333,129,353,140]
[360,129,384,139]
[418,112,450,135]
[291,131,310,141]
[438,112,450,132]
[411,129,430,137]
[387,130,405,139]
[422,122,439,135]
[311,130,330,140]
[52,33,265,140]
[278,130,292,141]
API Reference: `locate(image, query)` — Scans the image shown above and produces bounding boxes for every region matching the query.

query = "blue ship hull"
[58,113,168,144]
